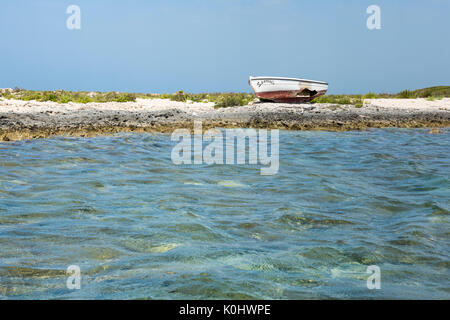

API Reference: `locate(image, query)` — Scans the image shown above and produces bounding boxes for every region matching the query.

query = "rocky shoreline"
[1,98,449,141]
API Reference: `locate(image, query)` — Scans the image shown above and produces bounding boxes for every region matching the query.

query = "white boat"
[249,76,328,103]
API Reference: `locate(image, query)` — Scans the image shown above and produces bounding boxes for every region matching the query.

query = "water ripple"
[0,129,448,299]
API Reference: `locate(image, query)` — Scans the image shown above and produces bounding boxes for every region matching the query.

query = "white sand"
[366,98,450,111]
[0,98,215,114]
[0,97,449,114]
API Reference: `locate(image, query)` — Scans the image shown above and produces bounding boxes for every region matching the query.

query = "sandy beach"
[0,97,449,141]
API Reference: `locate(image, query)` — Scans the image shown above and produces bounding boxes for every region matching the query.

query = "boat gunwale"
[249,76,328,86]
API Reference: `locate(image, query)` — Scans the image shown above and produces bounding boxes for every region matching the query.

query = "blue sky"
[0,0,448,94]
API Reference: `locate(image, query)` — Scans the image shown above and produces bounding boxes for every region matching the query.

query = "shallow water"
[0,128,448,299]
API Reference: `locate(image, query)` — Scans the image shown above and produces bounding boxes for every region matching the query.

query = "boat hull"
[249,76,328,103]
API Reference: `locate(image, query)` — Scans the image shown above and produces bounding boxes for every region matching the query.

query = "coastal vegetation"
[312,95,363,106]
[160,90,255,108]
[311,86,449,106]
[0,86,448,108]
[0,88,255,108]
[0,88,137,103]
[396,86,449,99]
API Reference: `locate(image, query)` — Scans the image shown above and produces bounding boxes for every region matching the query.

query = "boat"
[249,76,328,103]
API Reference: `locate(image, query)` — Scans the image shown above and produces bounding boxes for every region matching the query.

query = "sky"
[0,0,449,94]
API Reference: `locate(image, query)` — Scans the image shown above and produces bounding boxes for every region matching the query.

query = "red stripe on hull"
[256,90,327,103]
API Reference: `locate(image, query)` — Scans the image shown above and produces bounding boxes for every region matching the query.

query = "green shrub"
[58,95,71,103]
[41,92,58,102]
[77,96,93,104]
[397,90,415,99]
[214,94,242,108]
[363,92,377,99]
[20,91,42,101]
[412,86,450,98]
[0,90,13,99]
[159,93,172,100]
[114,93,136,103]
[312,95,352,105]
[354,98,364,108]
[214,93,254,108]
[426,95,444,101]
[336,96,352,104]
[170,90,187,102]
[419,89,432,98]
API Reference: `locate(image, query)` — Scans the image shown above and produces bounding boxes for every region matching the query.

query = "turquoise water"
[0,128,448,299]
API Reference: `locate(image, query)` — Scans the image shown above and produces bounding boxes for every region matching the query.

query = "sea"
[0,128,448,299]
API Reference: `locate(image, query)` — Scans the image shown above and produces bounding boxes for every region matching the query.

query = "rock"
[0,98,448,141]
[428,128,442,134]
